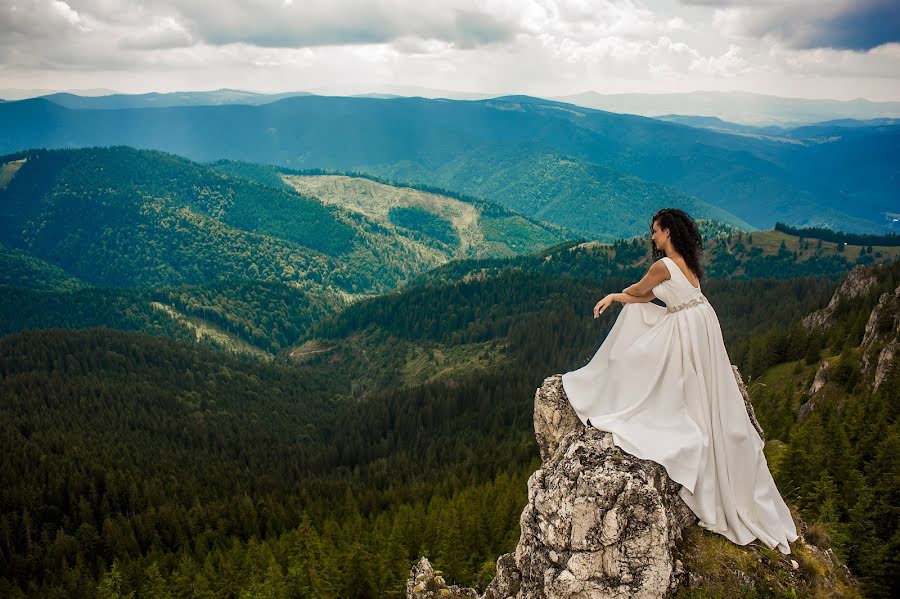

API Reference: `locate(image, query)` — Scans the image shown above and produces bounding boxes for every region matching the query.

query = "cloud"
[0,0,90,37]
[120,16,194,50]
[159,1,520,49]
[0,0,897,102]
[452,9,517,49]
[687,0,900,51]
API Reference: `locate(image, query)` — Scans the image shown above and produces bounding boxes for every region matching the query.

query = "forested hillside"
[0,147,567,295]
[3,213,897,359]
[5,253,897,596]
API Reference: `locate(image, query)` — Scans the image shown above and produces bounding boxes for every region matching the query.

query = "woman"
[561,208,798,554]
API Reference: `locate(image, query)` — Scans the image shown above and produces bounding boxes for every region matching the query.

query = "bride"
[561,208,799,555]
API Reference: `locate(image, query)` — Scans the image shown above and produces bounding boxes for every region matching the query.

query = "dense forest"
[775,222,900,247]
[4,254,898,596]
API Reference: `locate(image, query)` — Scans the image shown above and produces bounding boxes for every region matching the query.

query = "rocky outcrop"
[799,361,832,420]
[407,369,852,598]
[731,365,764,442]
[483,373,769,599]
[409,369,762,599]
[408,557,479,598]
[859,285,900,389]
[802,265,878,330]
[485,417,694,598]
[808,361,830,396]
[873,342,898,390]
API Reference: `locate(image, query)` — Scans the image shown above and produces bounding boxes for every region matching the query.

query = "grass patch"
[743,230,900,263]
[675,526,861,598]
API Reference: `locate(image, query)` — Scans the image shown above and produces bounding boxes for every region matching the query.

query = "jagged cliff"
[407,372,857,599]
[801,264,879,330]
[800,263,899,419]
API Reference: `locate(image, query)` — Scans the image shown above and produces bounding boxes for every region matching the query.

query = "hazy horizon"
[4,86,900,104]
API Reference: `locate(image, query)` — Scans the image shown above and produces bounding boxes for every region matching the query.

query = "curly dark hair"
[650,208,704,282]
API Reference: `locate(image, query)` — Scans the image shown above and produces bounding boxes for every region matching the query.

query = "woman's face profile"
[651,220,666,251]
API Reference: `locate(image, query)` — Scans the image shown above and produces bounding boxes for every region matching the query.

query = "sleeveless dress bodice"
[653,256,706,312]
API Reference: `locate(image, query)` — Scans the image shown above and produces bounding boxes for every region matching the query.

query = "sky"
[2,0,899,101]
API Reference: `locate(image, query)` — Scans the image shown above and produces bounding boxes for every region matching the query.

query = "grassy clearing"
[401,340,509,386]
[282,174,565,260]
[0,158,25,188]
[150,301,272,361]
[283,174,484,254]
[741,230,900,262]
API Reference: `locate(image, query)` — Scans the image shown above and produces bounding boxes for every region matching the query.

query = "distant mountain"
[0,87,119,100]
[655,114,900,140]
[0,95,896,235]
[653,115,791,138]
[38,89,312,109]
[311,84,502,100]
[554,90,900,126]
[351,93,404,100]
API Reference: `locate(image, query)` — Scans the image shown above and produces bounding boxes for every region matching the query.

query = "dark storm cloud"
[804,0,900,51]
[682,0,900,51]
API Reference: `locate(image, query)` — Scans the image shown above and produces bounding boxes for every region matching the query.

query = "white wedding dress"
[561,256,799,554]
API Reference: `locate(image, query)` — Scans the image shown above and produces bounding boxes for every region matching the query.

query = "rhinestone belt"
[667,295,706,313]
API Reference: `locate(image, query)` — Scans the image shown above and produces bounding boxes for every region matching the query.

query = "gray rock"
[490,375,697,598]
[407,556,479,599]
[874,341,898,390]
[800,361,831,420]
[860,285,900,383]
[482,552,521,599]
[802,265,878,330]
[808,361,830,396]
[533,375,585,463]
[731,366,764,442]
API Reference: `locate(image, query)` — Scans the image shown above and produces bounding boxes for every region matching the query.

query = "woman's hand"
[593,293,620,318]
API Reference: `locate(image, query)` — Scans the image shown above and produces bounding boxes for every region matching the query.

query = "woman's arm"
[593,260,669,318]
[593,290,657,317]
[615,290,656,303]
[622,259,670,297]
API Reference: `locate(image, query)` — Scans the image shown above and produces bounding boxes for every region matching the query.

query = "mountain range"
[1,94,897,238]
[552,90,900,126]
[5,88,900,125]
